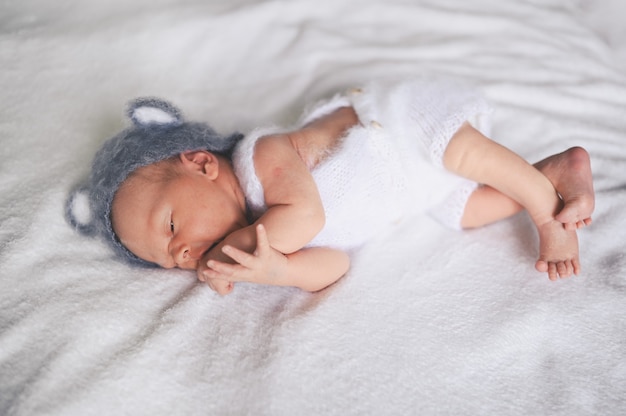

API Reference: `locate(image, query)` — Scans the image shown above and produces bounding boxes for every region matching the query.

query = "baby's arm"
[202,224,350,292]
[198,216,349,294]
[199,107,359,294]
[250,133,328,252]
[250,107,359,251]
[198,133,339,294]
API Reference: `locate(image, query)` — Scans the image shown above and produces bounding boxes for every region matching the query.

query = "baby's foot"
[534,218,580,281]
[535,147,595,230]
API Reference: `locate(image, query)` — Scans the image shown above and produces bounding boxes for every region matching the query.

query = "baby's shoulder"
[252,132,302,169]
[254,132,294,154]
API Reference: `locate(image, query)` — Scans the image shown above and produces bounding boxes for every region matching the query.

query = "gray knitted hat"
[65,97,243,267]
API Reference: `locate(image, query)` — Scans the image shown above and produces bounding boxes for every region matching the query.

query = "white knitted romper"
[232,79,493,252]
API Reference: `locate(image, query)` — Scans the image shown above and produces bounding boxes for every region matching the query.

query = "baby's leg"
[462,147,595,230]
[444,123,579,280]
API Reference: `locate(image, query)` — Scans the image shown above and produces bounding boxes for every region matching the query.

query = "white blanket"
[1,0,625,415]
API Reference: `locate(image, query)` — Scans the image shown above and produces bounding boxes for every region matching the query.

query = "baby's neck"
[216,155,248,215]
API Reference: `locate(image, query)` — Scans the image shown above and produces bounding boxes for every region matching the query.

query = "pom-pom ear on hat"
[65,184,97,236]
[127,97,183,127]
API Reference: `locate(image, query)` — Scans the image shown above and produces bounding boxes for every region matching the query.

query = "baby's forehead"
[113,168,163,214]
[113,177,149,212]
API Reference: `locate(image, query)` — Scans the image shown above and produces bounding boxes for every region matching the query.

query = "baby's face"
[111,158,248,270]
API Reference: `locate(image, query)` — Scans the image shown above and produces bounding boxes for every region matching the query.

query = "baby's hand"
[202,224,288,287]
[197,250,235,296]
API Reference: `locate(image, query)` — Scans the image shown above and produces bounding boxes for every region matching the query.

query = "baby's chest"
[311,129,411,234]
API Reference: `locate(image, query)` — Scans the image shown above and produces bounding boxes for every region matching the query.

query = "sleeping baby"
[66,78,595,295]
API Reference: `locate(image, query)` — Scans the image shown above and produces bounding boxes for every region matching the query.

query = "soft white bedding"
[1,0,625,415]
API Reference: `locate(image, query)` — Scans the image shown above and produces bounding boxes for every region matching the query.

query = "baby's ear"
[179,151,219,179]
[127,97,183,127]
[65,184,98,236]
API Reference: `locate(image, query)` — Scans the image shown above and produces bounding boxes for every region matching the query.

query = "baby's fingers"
[199,267,234,295]
[197,260,235,295]
[253,223,271,256]
[205,259,251,283]
[222,245,257,268]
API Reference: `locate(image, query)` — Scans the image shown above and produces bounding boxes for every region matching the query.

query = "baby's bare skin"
[535,146,594,230]
[534,147,594,279]
[445,123,594,281]
[462,146,594,280]
[535,218,580,280]
[290,106,358,169]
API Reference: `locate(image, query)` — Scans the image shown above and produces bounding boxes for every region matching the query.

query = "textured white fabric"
[4,2,626,415]
[233,79,492,249]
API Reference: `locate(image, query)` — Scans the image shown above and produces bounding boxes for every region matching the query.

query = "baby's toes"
[560,260,574,278]
[563,222,578,231]
[535,259,548,273]
[572,257,581,275]
[548,262,559,281]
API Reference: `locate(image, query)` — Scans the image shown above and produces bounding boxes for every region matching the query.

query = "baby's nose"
[172,243,192,266]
